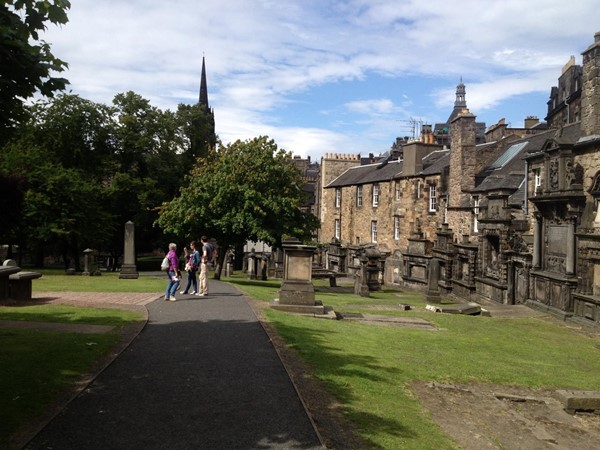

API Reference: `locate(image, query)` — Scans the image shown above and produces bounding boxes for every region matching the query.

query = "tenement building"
[319,31,600,327]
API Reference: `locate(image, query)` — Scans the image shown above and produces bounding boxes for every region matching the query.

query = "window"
[356,185,363,207]
[394,216,400,240]
[395,182,401,201]
[534,169,541,194]
[429,184,437,212]
[335,188,341,208]
[371,221,378,243]
[416,182,422,199]
[473,196,480,233]
[334,219,340,239]
[372,184,379,207]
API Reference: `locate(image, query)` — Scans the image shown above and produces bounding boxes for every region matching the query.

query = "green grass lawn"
[4,270,600,449]
[224,275,600,449]
[33,268,166,292]
[0,272,148,448]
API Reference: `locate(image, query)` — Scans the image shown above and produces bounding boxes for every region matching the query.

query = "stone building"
[525,31,600,326]
[546,55,583,128]
[321,141,446,285]
[318,31,600,327]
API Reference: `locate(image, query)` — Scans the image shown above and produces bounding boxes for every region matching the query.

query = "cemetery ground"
[0,271,599,449]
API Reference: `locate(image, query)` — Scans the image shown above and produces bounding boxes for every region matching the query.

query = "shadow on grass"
[270,317,417,445]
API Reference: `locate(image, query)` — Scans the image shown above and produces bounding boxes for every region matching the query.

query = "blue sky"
[40,0,599,160]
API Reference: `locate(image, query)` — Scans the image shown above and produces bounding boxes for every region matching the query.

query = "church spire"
[199,56,209,108]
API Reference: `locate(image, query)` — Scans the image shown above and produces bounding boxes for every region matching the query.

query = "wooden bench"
[2,259,43,301]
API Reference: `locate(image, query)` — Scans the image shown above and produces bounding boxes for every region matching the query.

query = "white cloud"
[39,0,600,159]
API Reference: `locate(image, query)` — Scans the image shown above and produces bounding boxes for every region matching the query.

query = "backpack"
[160,256,170,271]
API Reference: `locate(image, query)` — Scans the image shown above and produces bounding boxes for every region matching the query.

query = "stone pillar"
[82,248,93,276]
[532,213,541,269]
[225,252,234,277]
[272,238,324,314]
[119,220,139,279]
[566,217,576,275]
[260,254,268,281]
[247,250,256,279]
[507,261,515,305]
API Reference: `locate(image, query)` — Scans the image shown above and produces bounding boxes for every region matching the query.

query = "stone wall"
[319,153,360,243]
[580,31,600,137]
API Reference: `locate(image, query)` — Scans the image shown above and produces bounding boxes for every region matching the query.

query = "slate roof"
[325,160,403,188]
[472,123,581,194]
[418,150,450,176]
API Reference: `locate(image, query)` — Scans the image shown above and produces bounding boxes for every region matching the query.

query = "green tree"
[176,102,216,166]
[157,136,319,278]
[28,94,117,178]
[0,0,70,144]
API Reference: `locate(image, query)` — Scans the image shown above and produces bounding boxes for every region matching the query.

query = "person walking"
[198,236,212,296]
[180,241,200,295]
[164,243,181,301]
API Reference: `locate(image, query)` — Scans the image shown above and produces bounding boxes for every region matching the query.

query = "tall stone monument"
[119,221,139,279]
[272,237,324,314]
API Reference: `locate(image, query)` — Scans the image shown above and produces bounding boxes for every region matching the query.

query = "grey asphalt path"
[25,280,324,450]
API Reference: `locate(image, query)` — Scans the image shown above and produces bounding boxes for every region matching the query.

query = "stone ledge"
[556,389,600,414]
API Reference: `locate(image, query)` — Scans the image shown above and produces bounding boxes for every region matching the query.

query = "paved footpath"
[24,279,324,450]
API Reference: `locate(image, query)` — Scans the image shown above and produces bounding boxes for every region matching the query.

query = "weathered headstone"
[119,221,139,279]
[425,257,442,303]
[354,253,370,297]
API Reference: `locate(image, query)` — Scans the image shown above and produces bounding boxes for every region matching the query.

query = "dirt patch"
[411,381,600,450]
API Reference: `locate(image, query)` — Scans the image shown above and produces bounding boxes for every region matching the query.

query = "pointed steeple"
[199,56,209,108]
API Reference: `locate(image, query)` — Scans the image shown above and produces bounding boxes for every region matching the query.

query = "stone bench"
[0,265,21,300]
[9,271,43,301]
[312,271,348,287]
[1,259,42,301]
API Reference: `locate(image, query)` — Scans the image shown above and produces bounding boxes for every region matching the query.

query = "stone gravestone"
[425,257,442,304]
[354,252,370,297]
[119,221,139,279]
[272,237,324,314]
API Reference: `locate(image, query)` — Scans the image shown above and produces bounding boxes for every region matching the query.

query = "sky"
[40,0,599,161]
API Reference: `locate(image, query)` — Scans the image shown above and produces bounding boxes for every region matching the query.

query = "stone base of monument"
[556,389,600,414]
[426,302,482,315]
[271,298,326,315]
[271,280,328,314]
[119,264,139,279]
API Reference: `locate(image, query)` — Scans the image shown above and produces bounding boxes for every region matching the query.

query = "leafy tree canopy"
[0,0,71,143]
[157,136,319,275]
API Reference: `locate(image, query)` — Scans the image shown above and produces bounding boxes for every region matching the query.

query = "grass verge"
[33,269,166,293]
[224,275,600,449]
[0,302,144,448]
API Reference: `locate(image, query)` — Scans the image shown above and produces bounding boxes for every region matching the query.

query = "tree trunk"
[212,241,229,280]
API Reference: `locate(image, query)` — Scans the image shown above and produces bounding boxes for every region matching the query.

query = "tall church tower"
[199,56,210,110]
[190,56,216,158]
